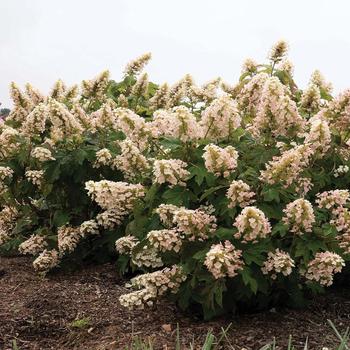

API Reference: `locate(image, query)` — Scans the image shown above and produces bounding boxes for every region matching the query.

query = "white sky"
[1,0,350,107]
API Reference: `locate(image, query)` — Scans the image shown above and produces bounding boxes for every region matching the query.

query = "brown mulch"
[0,256,349,350]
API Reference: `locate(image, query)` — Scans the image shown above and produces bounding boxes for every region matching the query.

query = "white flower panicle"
[260,144,313,187]
[200,95,241,140]
[234,206,271,243]
[261,249,295,279]
[300,84,321,114]
[33,249,60,273]
[115,108,152,151]
[147,229,182,253]
[115,235,139,255]
[251,77,304,138]
[8,82,34,123]
[153,159,190,187]
[173,208,217,241]
[334,165,349,178]
[79,220,99,236]
[113,139,150,180]
[25,170,44,186]
[310,70,333,95]
[149,83,169,110]
[131,72,149,97]
[226,180,255,208]
[31,147,55,162]
[25,83,45,105]
[155,204,182,227]
[304,252,345,286]
[131,245,163,268]
[82,70,110,100]
[316,190,350,212]
[0,166,14,181]
[93,148,113,168]
[20,103,47,136]
[124,53,152,76]
[241,58,258,74]
[85,180,145,229]
[19,235,48,255]
[237,73,269,116]
[204,240,244,279]
[47,98,83,141]
[57,226,82,254]
[305,117,331,156]
[119,265,186,309]
[268,40,289,63]
[282,199,315,235]
[202,144,238,178]
[0,206,18,246]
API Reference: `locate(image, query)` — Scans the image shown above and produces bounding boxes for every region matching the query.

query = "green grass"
[123,320,349,350]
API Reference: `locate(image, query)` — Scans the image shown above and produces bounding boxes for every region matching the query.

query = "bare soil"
[0,256,349,349]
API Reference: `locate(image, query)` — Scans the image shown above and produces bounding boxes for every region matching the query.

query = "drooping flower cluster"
[32,249,60,273]
[233,206,271,243]
[282,199,315,234]
[153,159,190,187]
[304,252,345,286]
[0,206,18,245]
[305,117,331,156]
[203,144,238,178]
[0,166,14,191]
[57,225,81,254]
[260,144,313,187]
[19,234,48,255]
[226,180,255,208]
[93,148,113,168]
[334,165,349,178]
[300,83,321,115]
[25,170,44,186]
[261,249,295,279]
[119,265,186,309]
[251,77,304,138]
[85,180,145,229]
[31,147,55,162]
[173,208,217,241]
[113,139,150,180]
[131,245,163,268]
[115,235,139,255]
[155,204,182,227]
[200,95,241,140]
[204,240,244,279]
[124,52,152,76]
[147,229,182,253]
[316,190,350,213]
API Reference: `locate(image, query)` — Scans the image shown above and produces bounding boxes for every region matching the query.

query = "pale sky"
[1,0,350,107]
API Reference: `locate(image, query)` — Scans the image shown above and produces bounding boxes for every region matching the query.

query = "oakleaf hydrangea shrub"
[1,42,350,318]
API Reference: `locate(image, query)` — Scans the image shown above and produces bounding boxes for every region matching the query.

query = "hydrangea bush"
[1,42,350,318]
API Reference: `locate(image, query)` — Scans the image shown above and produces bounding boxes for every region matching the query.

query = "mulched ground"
[0,256,349,350]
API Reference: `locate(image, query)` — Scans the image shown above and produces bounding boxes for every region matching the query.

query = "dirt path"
[0,256,349,349]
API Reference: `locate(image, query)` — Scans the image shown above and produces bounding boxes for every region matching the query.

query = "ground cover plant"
[1,41,350,319]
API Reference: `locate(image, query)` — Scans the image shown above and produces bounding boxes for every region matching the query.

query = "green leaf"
[53,210,70,227]
[240,267,258,294]
[199,185,226,202]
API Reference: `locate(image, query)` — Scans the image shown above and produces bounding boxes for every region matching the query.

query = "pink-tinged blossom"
[282,199,315,235]
[304,252,344,286]
[226,180,255,208]
[153,159,190,187]
[200,95,241,140]
[204,240,244,279]
[261,249,295,279]
[233,206,271,243]
[260,144,313,187]
[173,208,217,241]
[203,144,238,178]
